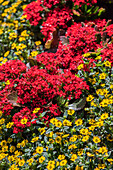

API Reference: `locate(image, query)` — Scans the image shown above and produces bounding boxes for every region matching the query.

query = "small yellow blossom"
[75,119,83,126]
[70,154,77,161]
[80,128,89,135]
[27,158,34,166]
[33,108,40,113]
[36,146,43,154]
[104,60,111,67]
[20,117,28,125]
[99,73,106,79]
[93,136,101,143]
[77,64,84,70]
[18,159,25,166]
[86,95,94,102]
[4,51,10,57]
[35,41,41,46]
[0,111,2,117]
[58,154,65,160]
[67,109,75,115]
[101,113,108,120]
[60,159,67,166]
[55,136,62,144]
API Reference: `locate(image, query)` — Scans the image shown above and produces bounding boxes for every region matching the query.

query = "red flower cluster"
[72,0,97,6]
[24,0,44,26]
[41,6,72,40]
[0,60,89,133]
[0,60,26,82]
[43,0,61,8]
[12,107,33,133]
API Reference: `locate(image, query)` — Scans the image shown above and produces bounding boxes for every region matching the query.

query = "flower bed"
[0,0,113,169]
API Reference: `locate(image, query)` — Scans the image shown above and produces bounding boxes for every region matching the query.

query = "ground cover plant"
[0,0,113,169]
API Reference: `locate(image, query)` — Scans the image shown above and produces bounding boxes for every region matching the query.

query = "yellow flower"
[82,135,89,142]
[22,5,27,10]
[88,126,95,131]
[21,139,28,147]
[83,53,91,57]
[2,145,8,152]
[80,128,89,135]
[19,37,26,42]
[48,160,55,165]
[98,146,108,154]
[75,119,83,126]
[0,140,7,146]
[36,146,43,154]
[31,137,39,143]
[99,73,106,79]
[46,164,55,170]
[55,121,62,128]
[20,117,27,125]
[104,60,111,67]
[50,118,58,125]
[60,159,67,166]
[6,122,14,128]
[63,119,72,126]
[107,158,113,163]
[9,32,17,40]
[106,134,113,142]
[0,57,3,62]
[58,154,65,160]
[70,154,77,161]
[0,111,2,117]
[49,139,54,144]
[98,164,105,169]
[0,118,5,125]
[9,164,19,170]
[55,136,62,144]
[39,156,45,163]
[2,1,9,6]
[0,29,3,34]
[69,135,77,142]
[101,113,108,120]
[77,149,83,156]
[35,41,41,46]
[2,58,7,64]
[56,161,60,167]
[110,84,113,89]
[0,0,4,4]
[31,51,38,57]
[8,155,15,162]
[93,136,101,143]
[100,99,109,107]
[67,109,75,115]
[17,143,21,148]
[95,56,101,60]
[10,146,16,153]
[77,64,84,70]
[86,152,94,157]
[68,144,77,149]
[18,159,25,166]
[96,120,103,127]
[39,127,46,135]
[86,95,94,102]
[75,165,83,170]
[7,138,13,143]
[5,80,10,85]
[21,30,29,37]
[27,158,34,166]
[4,51,10,57]
[33,108,40,113]
[88,119,95,124]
